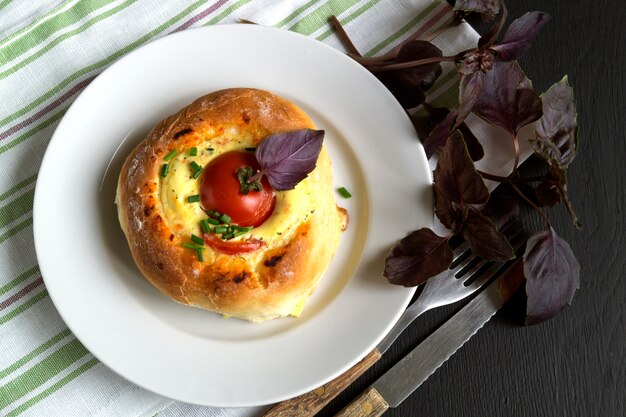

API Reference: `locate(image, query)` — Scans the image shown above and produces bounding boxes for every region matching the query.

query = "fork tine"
[462,230,529,289]
[451,220,524,275]
[449,219,520,269]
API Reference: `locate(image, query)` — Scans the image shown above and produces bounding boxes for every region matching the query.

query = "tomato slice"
[200,151,275,227]
[203,233,265,255]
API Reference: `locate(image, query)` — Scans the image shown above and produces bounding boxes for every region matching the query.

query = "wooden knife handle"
[334,387,389,417]
[262,348,382,417]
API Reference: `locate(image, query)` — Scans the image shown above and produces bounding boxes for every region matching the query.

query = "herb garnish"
[164,149,178,161]
[202,209,253,241]
[237,166,263,194]
[249,129,325,191]
[337,187,352,198]
[331,0,580,324]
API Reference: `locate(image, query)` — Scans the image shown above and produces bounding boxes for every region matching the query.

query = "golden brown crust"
[116,88,346,322]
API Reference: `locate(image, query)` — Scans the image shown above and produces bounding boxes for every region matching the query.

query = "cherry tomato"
[202,233,265,255]
[200,151,275,227]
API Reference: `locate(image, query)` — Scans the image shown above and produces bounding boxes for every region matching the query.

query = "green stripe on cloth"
[0,1,74,46]
[0,0,115,65]
[429,77,461,108]
[0,0,139,81]
[288,0,362,35]
[6,358,98,417]
[0,189,34,228]
[316,0,381,41]
[0,0,15,11]
[0,175,37,203]
[0,289,47,326]
[0,0,209,129]
[0,266,39,297]
[0,338,89,409]
[274,0,318,28]
[365,0,441,56]
[0,217,33,245]
[0,329,72,379]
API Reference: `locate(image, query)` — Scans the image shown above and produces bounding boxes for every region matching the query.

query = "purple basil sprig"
[253,129,324,191]
[328,0,581,325]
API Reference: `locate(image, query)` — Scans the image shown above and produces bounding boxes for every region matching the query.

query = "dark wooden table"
[320,1,626,416]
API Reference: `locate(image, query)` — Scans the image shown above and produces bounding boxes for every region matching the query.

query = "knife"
[333,259,524,417]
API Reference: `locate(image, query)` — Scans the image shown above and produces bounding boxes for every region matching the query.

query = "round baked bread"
[116,88,347,322]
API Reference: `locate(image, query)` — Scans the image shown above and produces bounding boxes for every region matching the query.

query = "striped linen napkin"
[0,1,517,416]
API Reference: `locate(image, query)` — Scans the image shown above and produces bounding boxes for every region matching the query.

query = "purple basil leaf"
[379,76,427,109]
[419,64,443,91]
[434,131,489,205]
[482,189,520,227]
[394,40,443,86]
[410,107,441,143]
[423,109,458,158]
[376,40,443,110]
[384,228,453,287]
[533,76,578,168]
[434,183,463,232]
[417,106,482,161]
[458,71,485,125]
[255,129,324,191]
[462,212,515,261]
[492,12,551,61]
[473,61,543,134]
[454,0,500,18]
[524,228,580,324]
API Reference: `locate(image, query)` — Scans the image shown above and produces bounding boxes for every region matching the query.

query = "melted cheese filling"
[158,135,319,257]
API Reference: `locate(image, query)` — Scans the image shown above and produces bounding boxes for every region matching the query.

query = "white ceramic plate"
[33,25,432,407]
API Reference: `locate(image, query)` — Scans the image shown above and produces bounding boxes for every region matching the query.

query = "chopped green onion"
[164,149,178,161]
[232,225,253,232]
[190,161,202,172]
[214,226,228,234]
[207,209,220,218]
[192,168,203,179]
[196,248,204,262]
[218,213,232,224]
[222,232,235,240]
[191,234,204,245]
[160,164,169,177]
[206,217,219,225]
[337,186,352,198]
[187,194,200,203]
[200,219,210,234]
[182,242,203,250]
[234,230,249,238]
[189,147,198,156]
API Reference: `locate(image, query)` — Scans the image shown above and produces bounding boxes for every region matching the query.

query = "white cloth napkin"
[0,1,526,416]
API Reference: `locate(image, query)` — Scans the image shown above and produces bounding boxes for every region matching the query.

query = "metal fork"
[376,220,526,354]
[263,220,527,417]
